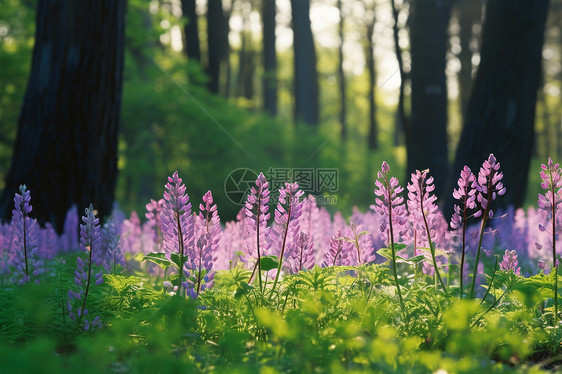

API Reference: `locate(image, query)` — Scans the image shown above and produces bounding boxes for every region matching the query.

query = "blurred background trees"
[0,0,560,226]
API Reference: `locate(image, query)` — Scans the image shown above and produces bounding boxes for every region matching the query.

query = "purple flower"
[61,206,79,252]
[345,221,375,265]
[98,214,124,274]
[474,154,506,219]
[11,185,40,284]
[244,172,272,291]
[68,204,103,330]
[536,158,562,320]
[499,249,521,276]
[183,191,220,298]
[450,166,477,230]
[322,230,354,267]
[285,232,315,274]
[373,162,408,241]
[146,198,165,251]
[407,170,441,245]
[161,171,194,295]
[270,182,304,293]
[407,169,448,295]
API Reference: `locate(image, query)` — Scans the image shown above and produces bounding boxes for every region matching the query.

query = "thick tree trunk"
[446,0,549,215]
[366,17,377,150]
[181,0,201,62]
[262,0,277,116]
[337,0,347,139]
[290,0,319,126]
[407,0,452,199]
[0,0,127,233]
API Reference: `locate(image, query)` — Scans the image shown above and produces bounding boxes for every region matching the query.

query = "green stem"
[256,195,263,293]
[550,170,558,322]
[420,193,449,298]
[270,202,293,299]
[459,207,467,299]
[176,212,185,297]
[469,212,489,299]
[388,197,406,318]
[479,256,499,306]
[76,241,94,330]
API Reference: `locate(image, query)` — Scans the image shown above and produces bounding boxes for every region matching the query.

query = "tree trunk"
[407,0,452,199]
[390,0,409,146]
[337,0,347,139]
[290,0,319,126]
[262,0,277,116]
[365,15,377,150]
[181,0,201,62]
[0,0,127,233]
[455,0,483,116]
[447,0,550,214]
[207,0,226,94]
[235,3,255,101]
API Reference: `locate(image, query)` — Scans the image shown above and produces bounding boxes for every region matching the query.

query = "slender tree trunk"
[407,0,452,199]
[262,0,277,116]
[366,16,377,150]
[0,0,127,233]
[337,0,347,139]
[235,3,255,101]
[390,0,409,146]
[181,0,201,62]
[446,0,550,215]
[290,0,319,126]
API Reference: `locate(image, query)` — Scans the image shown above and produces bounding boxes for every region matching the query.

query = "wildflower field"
[1,154,561,373]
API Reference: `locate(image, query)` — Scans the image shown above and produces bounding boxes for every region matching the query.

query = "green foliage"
[1,256,561,373]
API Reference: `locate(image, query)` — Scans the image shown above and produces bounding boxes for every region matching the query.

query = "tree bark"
[290,0,319,126]
[207,0,226,94]
[455,0,483,116]
[447,0,550,214]
[365,13,377,150]
[181,0,201,62]
[407,0,452,199]
[337,0,347,139]
[0,0,127,233]
[262,0,277,116]
[390,0,409,146]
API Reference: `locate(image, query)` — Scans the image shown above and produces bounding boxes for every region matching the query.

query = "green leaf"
[234,283,254,299]
[260,255,279,271]
[396,254,426,264]
[378,244,407,261]
[170,253,184,269]
[143,252,174,270]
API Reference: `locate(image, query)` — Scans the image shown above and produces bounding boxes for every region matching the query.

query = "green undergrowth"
[0,258,561,373]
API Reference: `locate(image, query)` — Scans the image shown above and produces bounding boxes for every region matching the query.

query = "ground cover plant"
[1,155,561,373]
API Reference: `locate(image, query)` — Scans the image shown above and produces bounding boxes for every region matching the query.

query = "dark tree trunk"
[181,0,201,62]
[455,0,483,116]
[235,3,256,101]
[0,0,127,233]
[407,0,452,199]
[290,0,319,126]
[337,0,347,139]
[365,15,377,150]
[207,0,226,94]
[262,0,277,116]
[446,0,549,215]
[390,0,409,146]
